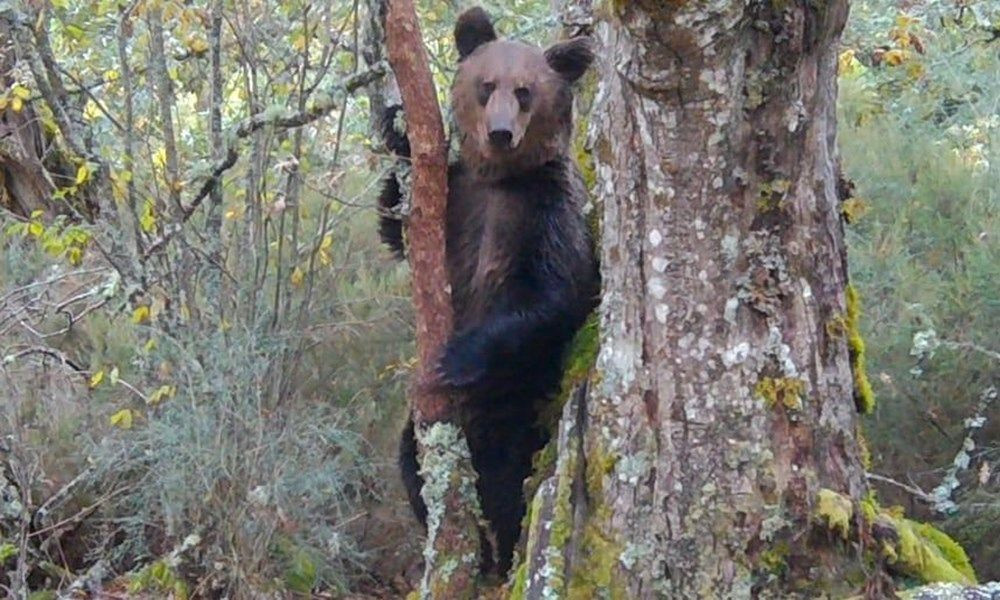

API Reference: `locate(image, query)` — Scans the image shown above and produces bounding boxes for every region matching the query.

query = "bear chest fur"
[445,162,566,330]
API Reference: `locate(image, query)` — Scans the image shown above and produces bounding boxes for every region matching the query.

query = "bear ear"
[544,37,594,83]
[455,7,497,60]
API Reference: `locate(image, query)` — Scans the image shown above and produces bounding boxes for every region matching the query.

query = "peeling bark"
[522,0,878,597]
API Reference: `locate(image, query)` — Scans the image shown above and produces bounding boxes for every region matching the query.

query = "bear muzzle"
[488,128,514,149]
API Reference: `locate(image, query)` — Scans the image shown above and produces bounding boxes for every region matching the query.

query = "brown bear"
[376,6,598,576]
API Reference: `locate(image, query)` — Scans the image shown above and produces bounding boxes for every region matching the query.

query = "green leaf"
[284,549,317,594]
[0,543,17,562]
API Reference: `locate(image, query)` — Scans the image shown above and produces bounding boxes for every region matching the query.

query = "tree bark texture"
[519,0,876,598]
[0,19,74,218]
[384,1,483,596]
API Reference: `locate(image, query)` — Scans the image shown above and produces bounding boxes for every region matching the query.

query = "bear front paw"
[436,332,491,388]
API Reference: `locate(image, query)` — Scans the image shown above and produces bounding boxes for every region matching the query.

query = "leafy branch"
[141,62,387,260]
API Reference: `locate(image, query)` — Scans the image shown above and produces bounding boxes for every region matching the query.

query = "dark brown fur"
[376,7,597,576]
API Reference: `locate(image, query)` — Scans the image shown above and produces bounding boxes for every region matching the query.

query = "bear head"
[451,7,594,180]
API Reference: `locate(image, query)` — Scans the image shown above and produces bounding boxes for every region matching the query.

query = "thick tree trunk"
[517,1,882,598]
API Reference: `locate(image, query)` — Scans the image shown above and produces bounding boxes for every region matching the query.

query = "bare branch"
[141,63,386,260]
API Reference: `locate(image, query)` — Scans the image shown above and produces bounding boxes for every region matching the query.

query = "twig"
[141,63,386,260]
[865,472,934,504]
[2,346,85,372]
[31,464,96,529]
[30,484,132,540]
[929,386,998,514]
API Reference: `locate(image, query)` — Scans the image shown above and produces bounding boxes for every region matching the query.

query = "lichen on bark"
[416,422,483,599]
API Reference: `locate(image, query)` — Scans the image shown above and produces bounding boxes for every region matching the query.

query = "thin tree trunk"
[517,1,883,598]
[384,0,482,596]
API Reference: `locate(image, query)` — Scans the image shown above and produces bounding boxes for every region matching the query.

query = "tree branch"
[141,63,386,260]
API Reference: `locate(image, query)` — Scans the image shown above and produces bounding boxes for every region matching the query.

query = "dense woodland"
[0,0,997,598]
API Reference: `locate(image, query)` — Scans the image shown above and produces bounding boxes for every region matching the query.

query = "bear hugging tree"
[377,6,599,576]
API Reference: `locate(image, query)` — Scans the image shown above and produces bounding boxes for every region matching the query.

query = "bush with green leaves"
[839,0,1000,579]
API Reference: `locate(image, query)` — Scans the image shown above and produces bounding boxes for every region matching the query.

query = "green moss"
[757,178,791,212]
[859,491,880,523]
[522,438,557,512]
[856,424,873,470]
[816,488,853,539]
[758,541,790,575]
[571,68,601,243]
[585,439,618,499]
[908,522,977,583]
[573,113,596,194]
[845,284,876,414]
[540,431,579,595]
[755,377,805,411]
[508,560,528,600]
[845,490,977,586]
[887,518,977,584]
[563,315,600,393]
[537,314,599,433]
[567,511,625,600]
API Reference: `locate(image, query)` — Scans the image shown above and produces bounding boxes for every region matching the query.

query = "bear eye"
[478,81,496,106]
[514,86,531,110]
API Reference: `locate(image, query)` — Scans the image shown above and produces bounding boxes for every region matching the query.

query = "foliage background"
[838,0,999,579]
[0,0,996,596]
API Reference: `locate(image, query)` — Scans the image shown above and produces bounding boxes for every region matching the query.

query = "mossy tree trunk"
[517,0,884,597]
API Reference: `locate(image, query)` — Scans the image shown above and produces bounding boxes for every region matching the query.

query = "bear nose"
[488,129,513,148]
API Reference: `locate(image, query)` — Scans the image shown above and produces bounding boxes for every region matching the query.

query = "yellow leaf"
[838,49,863,78]
[11,84,30,100]
[884,49,907,67]
[89,370,105,389]
[895,13,918,29]
[133,305,151,324]
[109,366,120,386]
[144,338,158,352]
[11,97,23,113]
[83,100,101,122]
[905,60,925,80]
[104,69,120,83]
[291,33,307,52]
[320,234,333,251]
[140,200,157,233]
[290,266,305,287]
[66,246,83,266]
[148,384,176,405]
[186,36,209,54]
[110,408,133,429]
[75,164,91,185]
[153,148,167,169]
